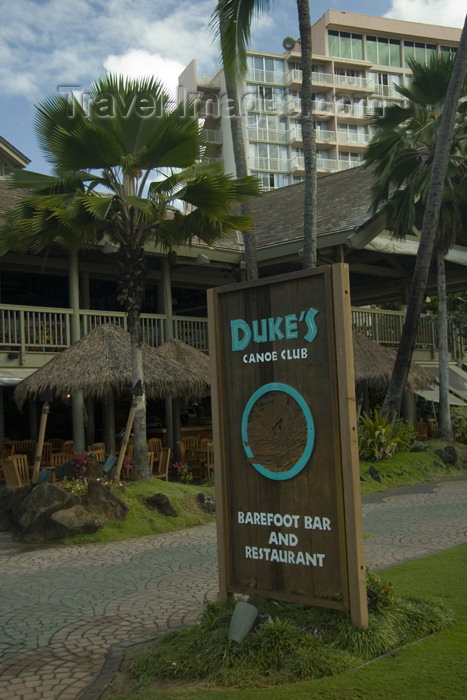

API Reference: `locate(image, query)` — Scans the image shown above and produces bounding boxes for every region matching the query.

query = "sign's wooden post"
[207,264,368,627]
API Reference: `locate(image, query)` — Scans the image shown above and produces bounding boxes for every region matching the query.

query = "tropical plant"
[364,31,467,427]
[392,418,416,452]
[211,0,317,274]
[0,74,261,479]
[358,409,400,461]
[451,406,467,443]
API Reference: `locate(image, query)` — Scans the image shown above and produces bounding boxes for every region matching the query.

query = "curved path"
[0,475,466,700]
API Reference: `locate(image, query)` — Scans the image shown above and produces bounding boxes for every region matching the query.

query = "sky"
[0,0,464,175]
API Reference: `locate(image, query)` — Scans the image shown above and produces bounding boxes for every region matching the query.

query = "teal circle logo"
[241,382,314,481]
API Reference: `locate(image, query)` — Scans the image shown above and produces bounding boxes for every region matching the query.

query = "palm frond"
[210,0,275,79]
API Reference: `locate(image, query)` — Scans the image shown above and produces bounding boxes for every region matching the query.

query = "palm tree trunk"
[436,253,453,440]
[119,235,150,480]
[297,0,317,269]
[223,54,258,280]
[382,19,467,424]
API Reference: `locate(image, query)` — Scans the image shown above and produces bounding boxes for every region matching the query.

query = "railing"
[249,157,290,172]
[1,303,465,360]
[173,316,209,352]
[291,156,338,171]
[203,129,223,143]
[334,75,369,89]
[197,73,221,89]
[246,69,285,85]
[290,126,336,143]
[337,131,369,145]
[248,127,289,143]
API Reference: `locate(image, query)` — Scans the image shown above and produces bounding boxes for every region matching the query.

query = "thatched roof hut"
[352,332,435,391]
[14,324,205,408]
[154,338,211,398]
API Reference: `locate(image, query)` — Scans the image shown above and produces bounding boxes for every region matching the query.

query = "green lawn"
[103,545,467,699]
[64,438,466,545]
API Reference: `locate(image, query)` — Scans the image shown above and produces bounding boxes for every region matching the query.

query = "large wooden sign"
[207,264,368,627]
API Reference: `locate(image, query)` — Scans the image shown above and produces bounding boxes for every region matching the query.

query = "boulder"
[369,466,381,482]
[0,485,33,531]
[47,505,104,540]
[55,461,82,482]
[86,480,129,521]
[196,492,216,513]
[145,493,178,517]
[434,446,458,465]
[18,483,74,533]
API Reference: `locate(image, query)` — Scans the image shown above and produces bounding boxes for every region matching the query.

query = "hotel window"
[249,142,289,170]
[339,151,363,167]
[338,123,367,144]
[441,46,457,55]
[247,55,285,83]
[366,36,401,67]
[256,172,290,189]
[328,30,363,60]
[404,41,437,67]
[369,72,403,97]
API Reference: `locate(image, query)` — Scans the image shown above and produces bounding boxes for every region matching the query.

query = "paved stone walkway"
[0,475,466,700]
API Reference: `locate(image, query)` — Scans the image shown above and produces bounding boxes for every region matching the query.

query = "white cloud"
[104,51,184,99]
[0,0,218,101]
[385,1,465,28]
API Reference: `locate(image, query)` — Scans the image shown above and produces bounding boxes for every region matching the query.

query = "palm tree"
[211,0,317,273]
[1,74,261,479]
[364,29,467,427]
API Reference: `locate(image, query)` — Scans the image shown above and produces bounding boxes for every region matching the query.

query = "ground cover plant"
[101,546,467,699]
[56,439,467,543]
[61,478,216,545]
[359,438,467,495]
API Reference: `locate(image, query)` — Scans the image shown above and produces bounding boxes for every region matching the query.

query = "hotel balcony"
[247,127,289,143]
[289,126,336,146]
[333,74,372,92]
[246,68,286,85]
[291,156,338,174]
[203,129,223,144]
[337,132,369,146]
[249,157,290,172]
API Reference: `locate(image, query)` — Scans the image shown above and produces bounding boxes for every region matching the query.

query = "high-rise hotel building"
[179,10,461,189]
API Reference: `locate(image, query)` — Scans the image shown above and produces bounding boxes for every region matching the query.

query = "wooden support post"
[114,381,143,482]
[32,387,53,484]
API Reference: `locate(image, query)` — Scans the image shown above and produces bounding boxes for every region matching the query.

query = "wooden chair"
[20,440,36,463]
[0,443,15,459]
[184,437,200,449]
[41,441,52,465]
[147,437,161,459]
[51,452,70,466]
[93,449,106,464]
[147,451,154,472]
[88,442,105,452]
[63,441,75,456]
[6,454,31,486]
[2,458,24,488]
[205,444,215,480]
[50,438,64,452]
[154,446,171,480]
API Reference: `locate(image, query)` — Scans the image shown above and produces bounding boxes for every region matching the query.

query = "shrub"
[358,409,399,461]
[392,418,416,452]
[451,406,467,444]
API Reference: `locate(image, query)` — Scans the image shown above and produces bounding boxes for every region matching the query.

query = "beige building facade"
[179,9,461,189]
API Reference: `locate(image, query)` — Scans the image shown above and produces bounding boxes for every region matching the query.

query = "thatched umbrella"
[14,324,193,407]
[154,338,211,398]
[154,338,211,459]
[352,332,435,392]
[14,325,208,455]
